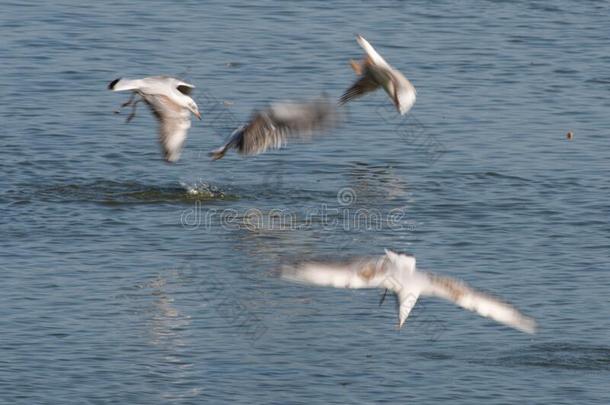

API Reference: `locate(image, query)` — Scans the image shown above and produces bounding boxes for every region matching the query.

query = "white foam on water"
[179,180,226,199]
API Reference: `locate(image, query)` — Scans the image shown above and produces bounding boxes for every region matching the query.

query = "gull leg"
[122,93,136,108]
[114,93,136,114]
[125,98,143,123]
[394,293,401,330]
[379,289,388,306]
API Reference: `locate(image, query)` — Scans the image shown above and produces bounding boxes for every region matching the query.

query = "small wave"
[478,171,532,183]
[586,77,610,85]
[490,343,610,371]
[5,180,235,205]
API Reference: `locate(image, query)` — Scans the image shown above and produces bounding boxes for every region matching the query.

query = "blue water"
[2,1,610,404]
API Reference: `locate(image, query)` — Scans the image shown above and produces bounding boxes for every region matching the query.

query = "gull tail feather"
[397,289,420,328]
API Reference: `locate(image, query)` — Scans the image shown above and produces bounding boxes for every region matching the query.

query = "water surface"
[1,1,610,404]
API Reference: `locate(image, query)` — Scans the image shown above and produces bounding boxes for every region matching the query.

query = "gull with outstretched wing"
[281,249,536,334]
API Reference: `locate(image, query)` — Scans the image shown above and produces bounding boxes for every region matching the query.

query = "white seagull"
[340,35,416,115]
[209,97,339,160]
[108,76,201,163]
[280,249,537,334]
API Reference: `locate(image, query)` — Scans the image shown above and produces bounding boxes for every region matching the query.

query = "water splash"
[5,180,234,205]
[179,180,228,200]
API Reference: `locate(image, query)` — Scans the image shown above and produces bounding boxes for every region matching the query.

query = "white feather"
[356,35,390,69]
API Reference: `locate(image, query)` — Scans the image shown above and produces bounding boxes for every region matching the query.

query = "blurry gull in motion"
[280,249,536,333]
[340,35,416,115]
[108,76,201,163]
[209,97,339,160]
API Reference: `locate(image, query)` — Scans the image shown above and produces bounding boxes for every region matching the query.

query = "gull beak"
[194,111,202,120]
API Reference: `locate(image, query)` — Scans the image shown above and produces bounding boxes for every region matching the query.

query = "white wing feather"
[422,273,537,334]
[356,35,390,68]
[392,72,417,115]
[143,94,192,162]
[108,78,143,92]
[281,258,389,289]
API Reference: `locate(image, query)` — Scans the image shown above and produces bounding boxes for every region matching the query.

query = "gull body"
[209,97,339,160]
[340,35,416,115]
[108,76,201,163]
[281,249,536,334]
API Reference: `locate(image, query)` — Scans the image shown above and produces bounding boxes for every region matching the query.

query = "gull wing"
[356,35,391,69]
[280,257,390,289]
[339,74,380,105]
[281,255,420,328]
[144,94,192,163]
[137,76,196,96]
[171,78,196,95]
[108,78,142,92]
[422,273,537,334]
[390,71,417,115]
[210,98,339,160]
[176,84,194,95]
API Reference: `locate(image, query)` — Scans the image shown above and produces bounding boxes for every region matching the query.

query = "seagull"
[280,249,537,334]
[108,76,201,163]
[209,97,339,160]
[340,35,416,115]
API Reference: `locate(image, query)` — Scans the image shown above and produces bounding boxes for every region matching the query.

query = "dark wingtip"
[108,78,121,90]
[208,149,226,161]
[337,92,350,106]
